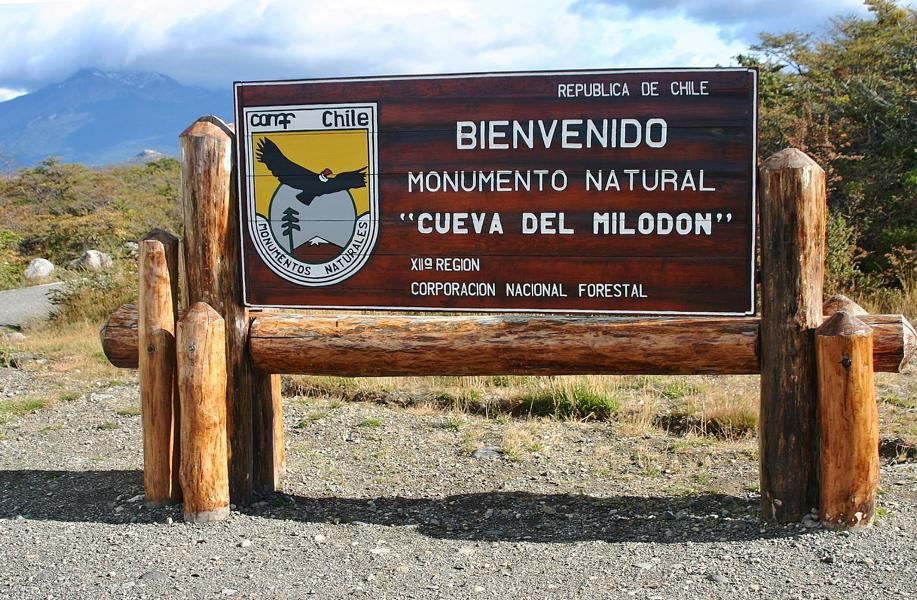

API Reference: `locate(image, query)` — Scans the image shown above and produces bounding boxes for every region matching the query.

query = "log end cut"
[100,303,139,369]
[762,147,823,172]
[823,295,868,317]
[817,311,872,338]
[180,116,234,140]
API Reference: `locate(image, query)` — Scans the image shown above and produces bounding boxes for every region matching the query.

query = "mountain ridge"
[0,69,232,166]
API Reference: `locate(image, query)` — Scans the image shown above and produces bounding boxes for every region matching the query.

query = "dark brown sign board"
[235,68,757,315]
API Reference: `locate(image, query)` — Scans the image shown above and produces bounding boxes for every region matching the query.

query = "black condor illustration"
[255,137,367,206]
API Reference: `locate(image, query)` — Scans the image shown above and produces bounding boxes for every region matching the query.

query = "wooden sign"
[235,68,757,315]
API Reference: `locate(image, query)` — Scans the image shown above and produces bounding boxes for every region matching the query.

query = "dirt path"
[1,365,916,600]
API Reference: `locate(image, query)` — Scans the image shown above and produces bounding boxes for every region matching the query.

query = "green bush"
[0,228,23,290]
[48,260,137,324]
[824,212,871,294]
[0,158,181,270]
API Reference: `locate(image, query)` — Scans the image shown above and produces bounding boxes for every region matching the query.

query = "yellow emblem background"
[252,130,371,217]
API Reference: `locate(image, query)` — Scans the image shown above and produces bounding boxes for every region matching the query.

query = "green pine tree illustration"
[280,206,301,254]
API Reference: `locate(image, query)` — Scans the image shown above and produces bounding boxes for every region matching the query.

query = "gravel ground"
[1,366,916,600]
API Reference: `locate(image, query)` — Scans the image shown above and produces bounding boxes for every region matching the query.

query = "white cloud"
[0,0,870,92]
[571,0,872,41]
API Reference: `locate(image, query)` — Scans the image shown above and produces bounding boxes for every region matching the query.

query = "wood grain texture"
[180,116,281,504]
[253,370,284,493]
[145,229,181,486]
[823,295,868,317]
[249,315,760,376]
[142,229,182,497]
[101,304,915,375]
[139,239,179,506]
[759,148,826,523]
[236,69,756,314]
[816,311,879,529]
[177,303,230,523]
[100,303,139,369]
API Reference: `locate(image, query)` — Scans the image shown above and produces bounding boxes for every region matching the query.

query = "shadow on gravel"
[0,469,809,544]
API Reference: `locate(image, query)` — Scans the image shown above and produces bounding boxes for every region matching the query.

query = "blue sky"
[0,0,873,100]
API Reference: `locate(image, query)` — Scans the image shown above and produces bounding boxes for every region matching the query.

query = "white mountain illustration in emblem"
[269,185,357,256]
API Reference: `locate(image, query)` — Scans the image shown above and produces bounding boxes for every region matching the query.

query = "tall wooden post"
[177,302,230,523]
[759,148,826,522]
[816,311,879,528]
[179,116,283,504]
[138,234,179,505]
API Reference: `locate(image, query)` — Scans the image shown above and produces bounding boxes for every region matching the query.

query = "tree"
[280,206,300,254]
[738,0,916,284]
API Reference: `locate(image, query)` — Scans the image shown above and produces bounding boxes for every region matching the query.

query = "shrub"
[0,228,23,290]
[520,382,619,420]
[48,260,137,324]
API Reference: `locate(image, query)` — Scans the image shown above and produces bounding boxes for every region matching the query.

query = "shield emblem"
[243,103,378,286]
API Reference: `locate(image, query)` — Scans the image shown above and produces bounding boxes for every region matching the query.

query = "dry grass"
[847,275,916,322]
[281,372,770,440]
[500,422,547,460]
[16,319,131,384]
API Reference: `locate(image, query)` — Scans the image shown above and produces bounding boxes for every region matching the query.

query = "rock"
[221,588,238,596]
[1,331,26,342]
[239,539,252,548]
[707,573,728,584]
[69,250,113,272]
[821,554,835,564]
[123,241,139,257]
[24,258,54,280]
[802,514,820,528]
[138,570,167,582]
[471,446,501,460]
[313,534,326,543]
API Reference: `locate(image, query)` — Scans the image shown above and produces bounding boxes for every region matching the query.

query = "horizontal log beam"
[252,314,761,376]
[100,305,915,376]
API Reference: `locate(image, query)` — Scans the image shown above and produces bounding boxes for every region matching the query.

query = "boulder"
[24,258,54,280]
[69,249,113,272]
[1,330,26,342]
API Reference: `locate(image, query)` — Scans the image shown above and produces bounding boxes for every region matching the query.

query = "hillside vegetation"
[0,157,181,291]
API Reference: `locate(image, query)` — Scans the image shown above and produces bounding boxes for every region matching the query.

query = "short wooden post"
[816,311,879,528]
[759,148,826,522]
[179,116,284,503]
[177,302,230,523]
[139,236,179,505]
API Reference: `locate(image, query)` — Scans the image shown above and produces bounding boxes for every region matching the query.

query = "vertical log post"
[179,116,283,504]
[759,148,826,522]
[177,302,230,523]
[253,373,285,490]
[138,235,179,505]
[816,311,879,528]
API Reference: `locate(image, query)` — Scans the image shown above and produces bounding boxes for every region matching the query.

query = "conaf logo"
[244,103,379,286]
